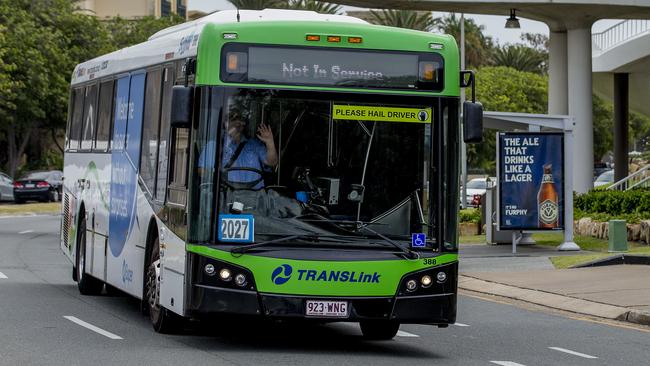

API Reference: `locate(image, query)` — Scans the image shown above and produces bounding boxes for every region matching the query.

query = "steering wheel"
[220,167,265,191]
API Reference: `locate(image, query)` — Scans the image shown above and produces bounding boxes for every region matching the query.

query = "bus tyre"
[75,215,104,295]
[146,237,181,334]
[359,320,400,340]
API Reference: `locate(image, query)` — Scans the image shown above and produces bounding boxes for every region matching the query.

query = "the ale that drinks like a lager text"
[537,164,559,228]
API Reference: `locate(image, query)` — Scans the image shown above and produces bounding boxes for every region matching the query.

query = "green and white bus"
[61,9,482,339]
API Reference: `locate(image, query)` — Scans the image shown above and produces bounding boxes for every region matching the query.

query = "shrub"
[574,189,650,222]
[459,208,481,223]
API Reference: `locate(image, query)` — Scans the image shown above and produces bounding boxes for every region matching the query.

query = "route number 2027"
[218,215,254,243]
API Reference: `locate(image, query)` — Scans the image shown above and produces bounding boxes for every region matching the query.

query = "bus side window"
[140,68,163,195]
[80,83,98,151]
[69,87,85,150]
[156,65,175,201]
[95,80,115,152]
[167,127,190,206]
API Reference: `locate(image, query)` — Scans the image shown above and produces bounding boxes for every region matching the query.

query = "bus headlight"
[234,274,247,287]
[204,264,215,276]
[219,268,232,281]
[421,275,433,288]
[436,271,447,283]
[406,279,418,292]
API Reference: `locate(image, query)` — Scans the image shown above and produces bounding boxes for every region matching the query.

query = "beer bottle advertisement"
[497,132,564,230]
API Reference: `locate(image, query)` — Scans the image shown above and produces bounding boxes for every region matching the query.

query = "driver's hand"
[257,123,274,146]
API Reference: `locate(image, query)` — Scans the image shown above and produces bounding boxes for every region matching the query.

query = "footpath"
[458,244,650,327]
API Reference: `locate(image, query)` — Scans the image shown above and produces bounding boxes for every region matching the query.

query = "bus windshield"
[190,88,435,248]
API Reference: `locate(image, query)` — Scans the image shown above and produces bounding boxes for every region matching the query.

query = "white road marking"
[18,230,33,234]
[0,272,7,279]
[490,362,527,366]
[453,322,470,327]
[549,347,598,359]
[396,330,419,337]
[63,316,123,340]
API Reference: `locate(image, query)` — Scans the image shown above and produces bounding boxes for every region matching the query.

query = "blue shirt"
[199,136,268,189]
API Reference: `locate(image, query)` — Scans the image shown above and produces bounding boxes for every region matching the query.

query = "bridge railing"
[592,19,650,52]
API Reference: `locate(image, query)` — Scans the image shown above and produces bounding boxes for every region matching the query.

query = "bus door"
[107,72,146,296]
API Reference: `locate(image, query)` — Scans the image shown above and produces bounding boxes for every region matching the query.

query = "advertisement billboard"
[497,132,564,230]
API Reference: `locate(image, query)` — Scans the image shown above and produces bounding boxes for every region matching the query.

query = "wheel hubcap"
[147,259,161,316]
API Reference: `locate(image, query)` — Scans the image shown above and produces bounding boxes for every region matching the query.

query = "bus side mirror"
[463,101,483,143]
[460,70,483,144]
[170,85,194,128]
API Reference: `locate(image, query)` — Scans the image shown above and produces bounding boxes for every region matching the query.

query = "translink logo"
[271,264,381,285]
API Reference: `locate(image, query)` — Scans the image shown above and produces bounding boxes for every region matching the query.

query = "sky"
[188,0,620,45]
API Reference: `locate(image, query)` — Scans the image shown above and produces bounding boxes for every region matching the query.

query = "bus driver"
[222,109,278,189]
[197,108,278,190]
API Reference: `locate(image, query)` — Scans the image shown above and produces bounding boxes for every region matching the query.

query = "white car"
[0,172,14,202]
[594,170,614,188]
[463,177,492,206]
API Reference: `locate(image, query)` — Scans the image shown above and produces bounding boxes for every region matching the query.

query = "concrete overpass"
[593,19,650,181]
[339,0,650,193]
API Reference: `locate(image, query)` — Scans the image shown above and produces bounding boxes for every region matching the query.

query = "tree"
[468,66,548,173]
[492,44,547,74]
[0,0,112,177]
[104,15,185,50]
[227,0,286,10]
[287,0,341,14]
[437,13,494,69]
[368,9,438,31]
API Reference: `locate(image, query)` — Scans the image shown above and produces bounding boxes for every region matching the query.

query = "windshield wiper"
[297,216,419,260]
[358,225,420,260]
[230,234,351,256]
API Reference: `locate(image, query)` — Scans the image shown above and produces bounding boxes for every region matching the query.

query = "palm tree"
[492,44,547,74]
[368,9,438,32]
[227,0,286,10]
[287,1,341,14]
[437,13,494,69]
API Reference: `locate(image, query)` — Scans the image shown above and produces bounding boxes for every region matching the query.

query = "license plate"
[218,214,254,243]
[25,184,34,188]
[305,300,349,318]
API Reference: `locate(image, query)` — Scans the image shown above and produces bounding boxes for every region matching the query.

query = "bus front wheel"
[359,320,400,340]
[145,237,181,333]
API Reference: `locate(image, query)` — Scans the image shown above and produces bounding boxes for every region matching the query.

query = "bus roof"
[71,9,367,86]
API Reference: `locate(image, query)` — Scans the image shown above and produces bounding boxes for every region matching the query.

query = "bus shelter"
[480,111,579,252]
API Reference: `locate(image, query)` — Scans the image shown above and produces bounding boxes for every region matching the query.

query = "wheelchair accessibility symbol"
[411,233,426,248]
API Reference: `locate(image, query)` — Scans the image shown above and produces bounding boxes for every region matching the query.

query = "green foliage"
[592,94,613,161]
[459,208,481,223]
[468,67,547,174]
[574,189,650,222]
[492,44,547,74]
[227,0,286,9]
[104,15,185,50]
[437,14,494,69]
[287,0,341,14]
[368,9,438,31]
[228,0,340,13]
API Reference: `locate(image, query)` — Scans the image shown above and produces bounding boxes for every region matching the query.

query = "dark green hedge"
[575,189,650,218]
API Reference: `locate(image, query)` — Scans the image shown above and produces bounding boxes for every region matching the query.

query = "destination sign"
[332,105,432,123]
[220,44,443,90]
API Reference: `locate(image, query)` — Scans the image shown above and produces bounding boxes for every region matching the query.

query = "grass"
[0,202,61,215]
[550,247,650,269]
[459,231,650,269]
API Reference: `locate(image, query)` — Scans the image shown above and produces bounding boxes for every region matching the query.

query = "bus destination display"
[248,47,419,88]
[497,132,564,230]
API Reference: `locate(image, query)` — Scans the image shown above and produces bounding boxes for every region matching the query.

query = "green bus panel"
[188,244,458,296]
[195,21,460,97]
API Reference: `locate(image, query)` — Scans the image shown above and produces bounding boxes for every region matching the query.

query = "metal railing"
[607,164,650,191]
[592,19,650,52]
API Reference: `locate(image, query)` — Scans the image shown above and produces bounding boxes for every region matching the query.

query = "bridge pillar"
[567,27,594,193]
[614,73,629,181]
[549,31,568,115]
